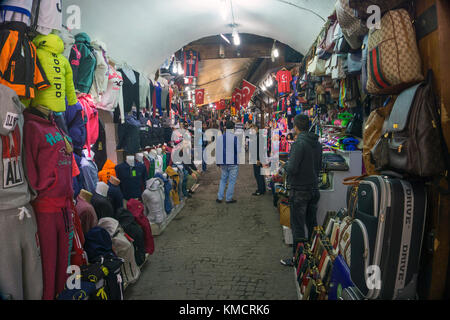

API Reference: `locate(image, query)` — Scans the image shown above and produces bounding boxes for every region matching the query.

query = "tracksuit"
[23,108,74,300]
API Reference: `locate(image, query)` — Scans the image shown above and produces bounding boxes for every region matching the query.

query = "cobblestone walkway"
[126,164,297,300]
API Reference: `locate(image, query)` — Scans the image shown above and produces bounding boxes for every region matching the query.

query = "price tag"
[132,170,137,177]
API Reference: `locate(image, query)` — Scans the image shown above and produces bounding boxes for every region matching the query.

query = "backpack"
[127,199,155,256]
[115,208,147,266]
[366,9,424,95]
[89,256,125,301]
[84,227,115,261]
[97,218,141,285]
[371,72,446,177]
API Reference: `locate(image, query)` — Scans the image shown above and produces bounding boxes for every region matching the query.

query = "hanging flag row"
[232,79,256,110]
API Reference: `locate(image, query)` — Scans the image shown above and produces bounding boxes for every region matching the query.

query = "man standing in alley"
[280,114,322,266]
[216,120,240,204]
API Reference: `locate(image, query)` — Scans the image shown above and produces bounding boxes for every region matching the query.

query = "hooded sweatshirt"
[142,177,166,224]
[154,172,172,214]
[31,34,77,112]
[23,108,74,203]
[98,159,117,184]
[70,33,97,93]
[97,65,124,123]
[64,101,87,153]
[165,166,180,206]
[0,84,33,210]
[89,40,109,102]
[286,132,323,190]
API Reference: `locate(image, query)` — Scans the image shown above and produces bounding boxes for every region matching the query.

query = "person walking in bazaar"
[216,120,240,204]
[280,114,322,266]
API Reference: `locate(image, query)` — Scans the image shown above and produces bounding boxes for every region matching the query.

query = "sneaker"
[280,258,295,267]
[216,199,222,203]
[226,199,237,204]
[252,192,262,196]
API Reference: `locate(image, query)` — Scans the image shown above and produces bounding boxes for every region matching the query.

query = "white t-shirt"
[32,0,62,34]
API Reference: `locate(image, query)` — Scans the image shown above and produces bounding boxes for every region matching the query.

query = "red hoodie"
[23,110,74,208]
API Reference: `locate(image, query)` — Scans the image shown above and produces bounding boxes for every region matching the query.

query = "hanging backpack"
[371,72,446,177]
[366,9,424,95]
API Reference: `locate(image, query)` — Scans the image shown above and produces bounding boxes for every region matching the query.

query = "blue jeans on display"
[217,165,239,202]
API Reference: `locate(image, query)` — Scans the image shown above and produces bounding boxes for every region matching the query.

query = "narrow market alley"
[126,164,297,300]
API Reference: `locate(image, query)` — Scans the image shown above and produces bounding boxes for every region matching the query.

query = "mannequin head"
[126,155,135,167]
[135,153,144,163]
[96,182,109,197]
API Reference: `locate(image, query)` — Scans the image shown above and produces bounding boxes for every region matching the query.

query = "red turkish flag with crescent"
[232,88,242,109]
[241,80,256,107]
[216,99,226,110]
[195,89,205,105]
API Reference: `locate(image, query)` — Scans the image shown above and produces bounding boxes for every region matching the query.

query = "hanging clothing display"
[107,182,124,214]
[31,0,63,35]
[89,40,109,102]
[0,21,50,99]
[31,33,77,112]
[92,118,107,170]
[70,33,97,93]
[118,67,140,115]
[78,94,99,157]
[64,101,87,154]
[0,0,33,26]
[97,65,125,122]
[182,49,200,77]
[276,69,293,94]
[91,192,115,220]
[0,84,43,300]
[80,155,99,194]
[139,73,150,111]
[75,195,98,235]
[23,107,74,300]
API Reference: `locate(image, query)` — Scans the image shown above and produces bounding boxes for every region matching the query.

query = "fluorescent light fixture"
[261,84,266,91]
[273,48,279,58]
[232,28,240,46]
[220,33,231,44]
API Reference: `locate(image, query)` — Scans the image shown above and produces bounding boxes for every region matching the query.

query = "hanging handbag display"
[336,0,368,50]
[318,18,339,60]
[347,50,362,75]
[345,113,363,137]
[366,9,424,95]
[370,72,446,177]
[362,96,395,175]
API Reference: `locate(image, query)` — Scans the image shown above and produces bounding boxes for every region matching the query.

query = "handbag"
[366,9,424,95]
[371,72,446,177]
[360,34,369,94]
[318,18,339,60]
[336,0,368,50]
[362,96,395,175]
[347,50,362,74]
[345,113,363,137]
[307,55,327,76]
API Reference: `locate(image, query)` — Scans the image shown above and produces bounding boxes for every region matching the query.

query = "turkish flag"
[217,99,226,110]
[195,89,205,105]
[232,88,242,109]
[241,80,256,107]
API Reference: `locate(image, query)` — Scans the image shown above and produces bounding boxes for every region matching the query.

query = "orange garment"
[98,159,117,183]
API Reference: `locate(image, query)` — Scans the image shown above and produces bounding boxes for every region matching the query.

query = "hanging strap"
[32,0,41,32]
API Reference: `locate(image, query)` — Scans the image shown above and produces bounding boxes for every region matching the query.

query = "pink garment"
[78,94,99,157]
[127,199,155,255]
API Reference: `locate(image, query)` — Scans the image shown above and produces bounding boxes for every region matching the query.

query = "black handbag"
[345,113,363,138]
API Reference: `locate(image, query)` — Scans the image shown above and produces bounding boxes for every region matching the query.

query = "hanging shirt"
[292,76,299,97]
[115,161,147,200]
[0,0,33,25]
[183,49,200,77]
[32,0,63,35]
[276,70,292,94]
[118,68,140,115]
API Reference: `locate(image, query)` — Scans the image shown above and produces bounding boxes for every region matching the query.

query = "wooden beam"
[184,42,276,60]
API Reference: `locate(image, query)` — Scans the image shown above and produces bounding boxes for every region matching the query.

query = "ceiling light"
[220,33,231,44]
[261,84,266,91]
[232,28,240,46]
[273,48,279,58]
[178,62,184,75]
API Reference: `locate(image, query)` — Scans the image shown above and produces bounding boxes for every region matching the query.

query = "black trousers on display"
[289,188,320,256]
[253,164,266,194]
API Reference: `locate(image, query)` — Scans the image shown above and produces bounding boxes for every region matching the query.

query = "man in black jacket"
[281,115,322,266]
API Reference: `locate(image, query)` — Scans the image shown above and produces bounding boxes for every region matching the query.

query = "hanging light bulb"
[261,84,266,91]
[273,48,279,58]
[178,62,184,75]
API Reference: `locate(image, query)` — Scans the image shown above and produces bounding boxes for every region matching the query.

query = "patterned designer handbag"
[366,9,424,95]
[336,0,368,50]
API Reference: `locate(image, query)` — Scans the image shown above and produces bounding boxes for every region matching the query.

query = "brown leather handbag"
[362,96,396,175]
[371,72,446,177]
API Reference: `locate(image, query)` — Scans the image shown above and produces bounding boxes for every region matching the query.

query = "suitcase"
[346,175,427,299]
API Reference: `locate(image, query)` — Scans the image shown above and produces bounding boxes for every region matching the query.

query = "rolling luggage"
[343,175,427,299]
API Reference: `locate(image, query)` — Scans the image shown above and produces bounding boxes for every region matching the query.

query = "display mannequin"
[23,103,74,300]
[107,176,124,213]
[126,155,135,167]
[135,153,144,163]
[79,189,93,203]
[96,182,109,197]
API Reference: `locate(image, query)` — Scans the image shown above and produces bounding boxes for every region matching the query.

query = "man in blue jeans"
[280,115,322,266]
[216,120,240,204]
